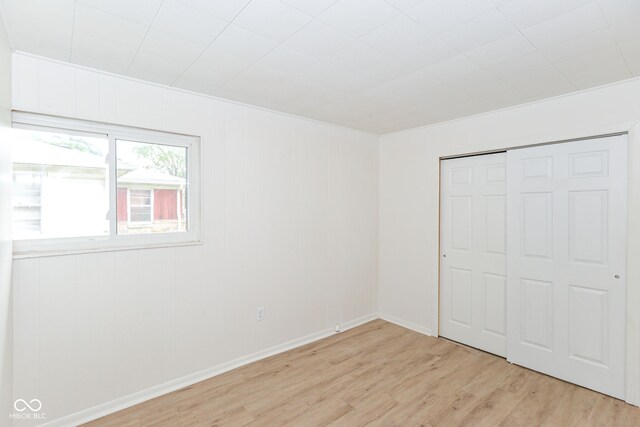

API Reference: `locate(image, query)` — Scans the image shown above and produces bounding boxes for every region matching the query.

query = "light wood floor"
[85,320,640,426]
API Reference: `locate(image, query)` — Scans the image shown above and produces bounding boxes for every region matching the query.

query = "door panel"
[485,196,506,254]
[450,268,472,326]
[569,285,608,366]
[569,190,608,264]
[440,153,507,356]
[521,192,553,259]
[483,273,506,336]
[451,197,472,251]
[507,135,627,399]
[520,278,553,351]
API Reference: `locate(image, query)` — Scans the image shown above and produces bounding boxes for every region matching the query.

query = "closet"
[439,135,628,399]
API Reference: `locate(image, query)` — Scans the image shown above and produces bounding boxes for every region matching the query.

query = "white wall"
[10,53,378,425]
[0,14,13,424]
[379,76,640,403]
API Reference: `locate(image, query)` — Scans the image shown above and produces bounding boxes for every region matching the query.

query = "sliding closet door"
[507,135,627,399]
[440,153,507,357]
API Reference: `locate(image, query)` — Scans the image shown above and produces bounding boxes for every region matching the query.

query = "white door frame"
[434,121,640,406]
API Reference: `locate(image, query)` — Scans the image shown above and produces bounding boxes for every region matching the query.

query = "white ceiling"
[1,0,639,134]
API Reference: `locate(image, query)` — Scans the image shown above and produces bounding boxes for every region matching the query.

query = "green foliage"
[53,137,104,156]
[36,132,104,156]
[132,144,186,178]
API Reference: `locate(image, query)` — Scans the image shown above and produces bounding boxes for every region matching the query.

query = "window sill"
[12,238,203,259]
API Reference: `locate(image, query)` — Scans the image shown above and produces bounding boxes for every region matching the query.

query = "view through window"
[116,140,187,235]
[10,114,199,252]
[11,128,109,240]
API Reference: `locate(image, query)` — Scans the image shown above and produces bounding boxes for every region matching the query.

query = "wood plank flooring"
[85,320,640,426]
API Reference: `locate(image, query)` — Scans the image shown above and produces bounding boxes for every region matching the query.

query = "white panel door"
[440,153,507,357]
[507,135,627,399]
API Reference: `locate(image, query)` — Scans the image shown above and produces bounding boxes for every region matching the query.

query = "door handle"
[615,275,620,279]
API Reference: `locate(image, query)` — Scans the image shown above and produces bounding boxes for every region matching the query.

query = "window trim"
[11,111,202,258]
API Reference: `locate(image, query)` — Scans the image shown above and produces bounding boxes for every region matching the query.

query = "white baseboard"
[41,313,378,427]
[339,312,379,332]
[377,312,434,337]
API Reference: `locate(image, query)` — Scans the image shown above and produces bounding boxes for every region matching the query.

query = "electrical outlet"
[256,306,265,321]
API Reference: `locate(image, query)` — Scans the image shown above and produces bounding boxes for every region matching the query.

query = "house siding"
[116,188,127,221]
[154,189,177,220]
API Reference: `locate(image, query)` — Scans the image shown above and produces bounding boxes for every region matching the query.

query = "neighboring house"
[12,140,186,238]
[116,168,186,234]
[12,139,109,239]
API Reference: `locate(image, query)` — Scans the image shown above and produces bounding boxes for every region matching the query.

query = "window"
[116,140,187,234]
[128,189,153,225]
[11,128,109,240]
[11,112,200,256]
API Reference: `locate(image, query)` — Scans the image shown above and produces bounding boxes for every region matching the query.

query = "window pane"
[11,128,109,240]
[116,140,187,235]
[130,206,151,216]
[129,189,151,207]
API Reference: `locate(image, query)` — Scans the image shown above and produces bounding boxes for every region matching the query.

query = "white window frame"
[11,112,202,258]
[127,188,154,226]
